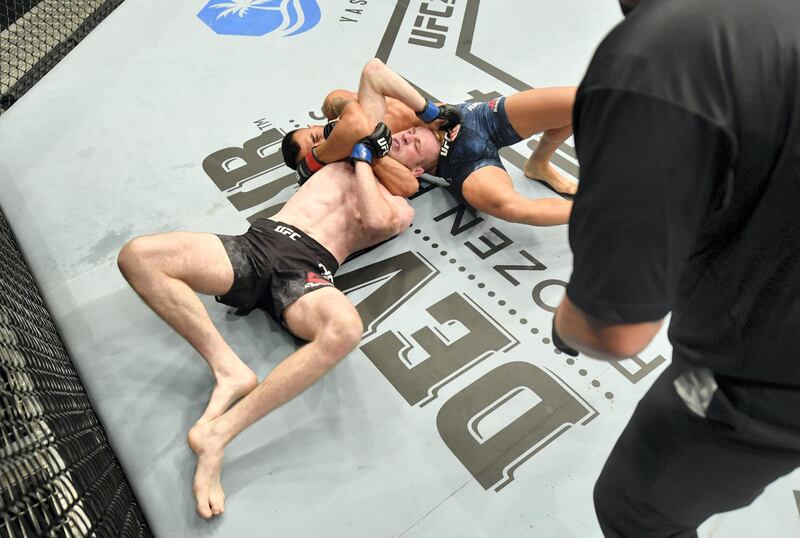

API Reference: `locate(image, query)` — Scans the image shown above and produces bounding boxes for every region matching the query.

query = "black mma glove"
[323,119,339,139]
[417,100,463,131]
[551,317,579,357]
[359,122,392,158]
[296,147,326,186]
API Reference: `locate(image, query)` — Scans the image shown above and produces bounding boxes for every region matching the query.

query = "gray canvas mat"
[0,1,797,536]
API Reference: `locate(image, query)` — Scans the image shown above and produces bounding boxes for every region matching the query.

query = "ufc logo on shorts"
[274,225,301,241]
[318,263,333,282]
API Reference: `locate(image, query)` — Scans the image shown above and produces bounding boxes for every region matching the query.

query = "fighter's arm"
[313,102,419,196]
[554,297,664,360]
[371,157,420,198]
[357,58,460,132]
[318,63,429,157]
[324,88,424,133]
[351,148,414,237]
[312,100,372,165]
[462,166,571,226]
[315,59,454,196]
[356,58,459,196]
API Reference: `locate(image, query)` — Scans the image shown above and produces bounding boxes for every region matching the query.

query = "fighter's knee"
[318,314,363,358]
[117,236,150,277]
[334,314,364,351]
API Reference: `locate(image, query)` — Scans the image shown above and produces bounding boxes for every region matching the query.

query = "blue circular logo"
[198,0,322,37]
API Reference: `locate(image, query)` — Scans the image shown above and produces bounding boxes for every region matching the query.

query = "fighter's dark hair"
[281,129,301,170]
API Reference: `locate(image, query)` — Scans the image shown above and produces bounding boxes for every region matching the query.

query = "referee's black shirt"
[567,0,800,386]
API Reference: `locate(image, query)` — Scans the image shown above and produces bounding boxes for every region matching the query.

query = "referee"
[553,0,800,535]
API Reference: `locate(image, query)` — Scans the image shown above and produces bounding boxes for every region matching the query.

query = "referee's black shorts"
[594,362,800,537]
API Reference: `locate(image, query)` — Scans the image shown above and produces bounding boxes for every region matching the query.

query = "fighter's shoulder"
[324,161,354,175]
[323,89,359,119]
[305,161,352,184]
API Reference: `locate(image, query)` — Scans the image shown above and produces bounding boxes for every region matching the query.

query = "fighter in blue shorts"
[435,90,576,226]
[312,73,577,227]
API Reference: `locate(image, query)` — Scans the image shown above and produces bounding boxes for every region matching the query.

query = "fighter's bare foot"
[524,160,578,195]
[188,421,226,519]
[197,364,258,425]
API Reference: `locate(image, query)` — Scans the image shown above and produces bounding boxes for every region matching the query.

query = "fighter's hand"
[323,119,339,139]
[445,124,461,141]
[296,148,326,186]
[296,160,313,185]
[551,317,579,357]
[349,143,373,165]
[359,122,392,159]
[417,100,463,132]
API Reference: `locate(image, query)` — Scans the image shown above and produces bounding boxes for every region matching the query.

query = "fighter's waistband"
[249,218,340,274]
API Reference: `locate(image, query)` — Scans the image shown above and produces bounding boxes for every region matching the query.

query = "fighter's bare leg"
[117,233,258,425]
[525,124,578,195]
[187,286,363,519]
[462,167,572,226]
[503,87,578,195]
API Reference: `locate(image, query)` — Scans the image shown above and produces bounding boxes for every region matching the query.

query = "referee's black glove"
[552,317,579,357]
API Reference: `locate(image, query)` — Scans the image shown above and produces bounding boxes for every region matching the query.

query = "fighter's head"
[281,125,325,169]
[281,124,441,176]
[389,127,441,177]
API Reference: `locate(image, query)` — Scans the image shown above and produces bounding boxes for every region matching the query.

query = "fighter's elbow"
[367,211,407,238]
[390,206,415,236]
[362,58,385,79]
[372,214,401,236]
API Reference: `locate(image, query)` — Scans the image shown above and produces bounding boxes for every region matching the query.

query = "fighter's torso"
[272,162,400,264]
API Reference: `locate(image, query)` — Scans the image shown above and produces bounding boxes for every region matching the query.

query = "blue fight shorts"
[436,97,523,209]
